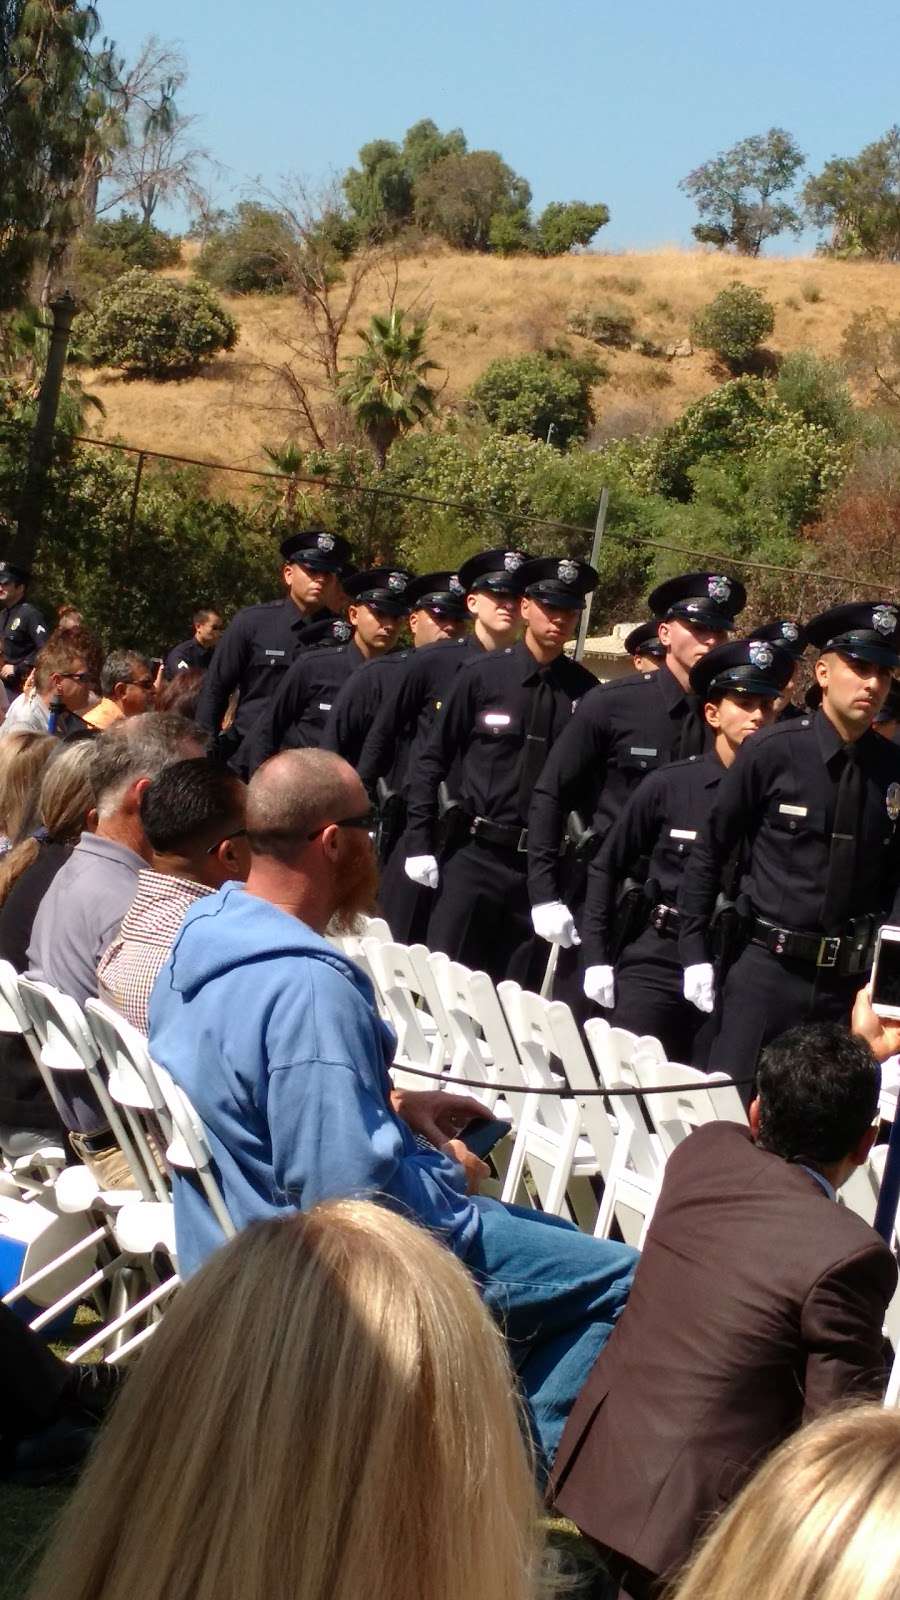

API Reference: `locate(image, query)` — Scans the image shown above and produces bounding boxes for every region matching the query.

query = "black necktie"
[518,670,555,821]
[822,745,863,930]
[677,695,706,759]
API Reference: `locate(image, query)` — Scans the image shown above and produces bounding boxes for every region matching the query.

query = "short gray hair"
[246,750,356,863]
[100,649,151,699]
[90,712,205,818]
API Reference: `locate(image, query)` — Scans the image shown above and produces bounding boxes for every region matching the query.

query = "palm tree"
[340,307,442,468]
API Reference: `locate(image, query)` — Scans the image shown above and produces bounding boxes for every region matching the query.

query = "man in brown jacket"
[550,1017,898,1596]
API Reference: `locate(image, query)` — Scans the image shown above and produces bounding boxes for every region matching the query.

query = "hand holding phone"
[869,927,900,1019]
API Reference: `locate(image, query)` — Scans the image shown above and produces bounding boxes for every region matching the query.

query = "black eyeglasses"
[307,809,376,840]
[129,677,156,691]
[205,827,247,855]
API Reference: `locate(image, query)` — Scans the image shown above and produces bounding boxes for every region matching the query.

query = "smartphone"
[870,926,900,1018]
[457,1115,513,1159]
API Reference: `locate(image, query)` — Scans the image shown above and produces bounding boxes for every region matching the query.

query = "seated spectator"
[99,758,249,1033]
[27,1200,544,1600]
[0,742,94,1135]
[155,667,205,724]
[163,607,224,679]
[27,713,204,1179]
[669,1405,900,1600]
[1,628,99,739]
[0,731,58,851]
[149,748,637,1471]
[550,1016,898,1598]
[0,1301,120,1486]
[56,604,84,633]
[83,649,156,730]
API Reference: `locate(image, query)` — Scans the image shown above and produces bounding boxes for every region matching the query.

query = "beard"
[330,832,381,934]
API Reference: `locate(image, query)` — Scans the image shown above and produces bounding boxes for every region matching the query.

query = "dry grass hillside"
[80,245,900,474]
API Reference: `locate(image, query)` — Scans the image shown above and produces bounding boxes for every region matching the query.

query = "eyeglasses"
[59,671,92,684]
[129,678,156,691]
[205,827,247,856]
[307,809,376,840]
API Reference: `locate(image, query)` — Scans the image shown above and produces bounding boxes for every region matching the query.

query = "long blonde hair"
[29,1201,544,1600]
[0,741,95,907]
[668,1405,900,1600]
[0,730,57,843]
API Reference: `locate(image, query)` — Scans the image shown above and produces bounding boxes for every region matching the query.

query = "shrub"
[534,201,609,255]
[801,281,823,304]
[605,274,642,296]
[82,269,238,376]
[197,202,297,293]
[774,351,857,440]
[690,282,775,370]
[466,349,605,447]
[784,295,801,310]
[85,213,181,270]
[566,301,636,348]
[488,209,533,255]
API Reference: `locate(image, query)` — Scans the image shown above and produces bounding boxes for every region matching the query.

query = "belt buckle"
[817,936,841,969]
[517,828,529,853]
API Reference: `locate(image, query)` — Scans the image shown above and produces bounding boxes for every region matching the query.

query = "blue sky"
[100,0,900,253]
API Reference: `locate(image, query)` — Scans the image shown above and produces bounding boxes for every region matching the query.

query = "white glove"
[531,901,581,947]
[404,854,439,890]
[583,964,616,1008]
[683,962,716,1014]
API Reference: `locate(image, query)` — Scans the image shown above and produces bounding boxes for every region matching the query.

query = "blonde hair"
[0,731,57,843]
[668,1405,900,1600]
[0,741,95,908]
[28,1201,544,1600]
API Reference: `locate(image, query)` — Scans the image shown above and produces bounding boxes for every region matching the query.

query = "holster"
[612,877,650,960]
[435,780,471,857]
[375,777,406,862]
[565,809,599,861]
[710,890,750,978]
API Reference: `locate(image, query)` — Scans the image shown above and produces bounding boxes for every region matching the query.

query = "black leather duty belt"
[750,917,874,974]
[649,903,679,937]
[470,816,528,852]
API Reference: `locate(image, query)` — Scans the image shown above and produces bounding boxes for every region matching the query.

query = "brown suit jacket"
[550,1122,897,1582]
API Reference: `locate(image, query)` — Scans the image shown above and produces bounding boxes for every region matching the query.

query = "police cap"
[690,638,794,702]
[648,570,746,632]
[806,602,900,669]
[343,568,414,615]
[519,556,598,611]
[749,618,808,660]
[279,528,353,574]
[457,547,529,596]
[405,572,468,619]
[624,619,666,660]
[0,562,30,585]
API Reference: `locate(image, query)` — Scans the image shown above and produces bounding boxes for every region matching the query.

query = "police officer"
[678,601,900,1084]
[748,617,808,719]
[403,555,598,982]
[0,563,47,692]
[163,608,225,679]
[195,528,352,757]
[581,638,793,1062]
[623,619,666,674]
[526,571,747,955]
[237,568,413,773]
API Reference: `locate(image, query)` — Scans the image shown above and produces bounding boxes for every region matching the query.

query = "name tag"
[484,713,511,728]
[318,702,332,712]
[670,828,697,841]
[631,746,658,757]
[265,649,286,659]
[779,803,808,817]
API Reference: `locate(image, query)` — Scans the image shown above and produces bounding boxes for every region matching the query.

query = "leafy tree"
[82,267,237,375]
[535,200,609,255]
[401,119,467,179]
[196,202,297,293]
[467,349,604,447]
[841,308,900,405]
[691,282,775,370]
[340,308,442,467]
[342,139,413,236]
[414,150,531,250]
[83,211,180,269]
[680,128,805,255]
[774,351,857,440]
[488,209,534,255]
[804,128,900,259]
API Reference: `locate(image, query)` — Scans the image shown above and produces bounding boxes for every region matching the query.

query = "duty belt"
[649,903,679,937]
[750,916,875,974]
[470,816,528,852]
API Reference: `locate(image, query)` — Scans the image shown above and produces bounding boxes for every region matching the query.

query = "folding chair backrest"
[0,960,57,1102]
[84,1000,171,1202]
[543,999,618,1180]
[629,1049,743,1156]
[147,1059,237,1241]
[495,980,572,1140]
[362,939,451,1073]
[584,1017,663,1186]
[426,952,526,1115]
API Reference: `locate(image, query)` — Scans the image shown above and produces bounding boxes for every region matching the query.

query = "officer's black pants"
[426,838,545,986]
[608,926,704,1066]
[377,829,431,946]
[707,941,862,1101]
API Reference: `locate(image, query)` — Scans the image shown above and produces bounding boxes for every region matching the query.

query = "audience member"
[148,748,637,1470]
[0,1301,120,1486]
[27,1201,544,1600]
[83,649,156,729]
[56,605,84,633]
[550,1020,897,1597]
[0,731,58,851]
[0,629,98,739]
[0,742,94,1134]
[154,666,205,723]
[27,713,204,1174]
[669,1406,900,1600]
[99,758,249,1033]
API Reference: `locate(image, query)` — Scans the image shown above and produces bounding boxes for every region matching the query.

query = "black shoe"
[4,1415,97,1487]
[66,1360,124,1425]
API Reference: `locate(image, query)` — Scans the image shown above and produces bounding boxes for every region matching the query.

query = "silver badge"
[558,560,579,584]
[749,641,774,669]
[9,617,19,631]
[449,575,464,595]
[873,606,897,636]
[387,572,407,592]
[708,575,731,602]
[888,783,900,822]
[317,532,335,553]
[782,622,800,643]
[504,551,524,572]
[333,620,352,642]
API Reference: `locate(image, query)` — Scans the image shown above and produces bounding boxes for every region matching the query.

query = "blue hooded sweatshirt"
[147,884,481,1275]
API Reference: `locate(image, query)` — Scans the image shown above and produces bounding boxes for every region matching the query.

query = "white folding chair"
[363,939,454,1088]
[629,1047,747,1159]
[146,1060,237,1245]
[426,951,525,1119]
[0,961,66,1192]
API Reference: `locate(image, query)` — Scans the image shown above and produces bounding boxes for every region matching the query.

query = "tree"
[467,349,604,447]
[340,308,442,468]
[535,201,609,255]
[841,308,900,405]
[680,129,805,256]
[342,120,468,237]
[414,150,531,250]
[804,128,900,260]
[197,202,297,293]
[691,283,775,370]
[82,268,237,375]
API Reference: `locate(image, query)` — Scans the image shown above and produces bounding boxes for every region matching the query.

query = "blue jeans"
[465,1199,638,1473]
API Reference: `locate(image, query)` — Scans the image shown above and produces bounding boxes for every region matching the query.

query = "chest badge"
[9,617,20,631]
[887,783,900,823]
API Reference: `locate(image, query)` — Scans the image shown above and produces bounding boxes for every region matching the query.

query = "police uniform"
[581,640,793,1063]
[195,529,352,752]
[236,568,412,774]
[748,617,809,722]
[678,603,900,1083]
[623,619,666,665]
[404,557,598,982]
[163,637,215,679]
[320,651,411,767]
[0,564,47,690]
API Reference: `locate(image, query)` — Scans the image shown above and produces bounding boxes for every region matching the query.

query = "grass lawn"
[0,1481,70,1600]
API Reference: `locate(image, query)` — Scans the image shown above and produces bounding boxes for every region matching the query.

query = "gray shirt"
[27,831,146,1131]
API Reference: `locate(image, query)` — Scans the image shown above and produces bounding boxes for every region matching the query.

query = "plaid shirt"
[97,869,212,1034]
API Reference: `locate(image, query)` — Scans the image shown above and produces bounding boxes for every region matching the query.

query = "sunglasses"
[307,809,376,840]
[205,827,248,856]
[129,678,156,691]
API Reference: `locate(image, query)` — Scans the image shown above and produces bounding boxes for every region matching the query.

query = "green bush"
[86,213,181,270]
[566,302,636,348]
[488,209,533,255]
[774,351,857,440]
[82,269,238,376]
[534,201,609,255]
[690,282,775,370]
[466,349,605,447]
[197,202,297,293]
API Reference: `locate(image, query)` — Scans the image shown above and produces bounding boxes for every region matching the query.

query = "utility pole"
[12,290,77,571]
